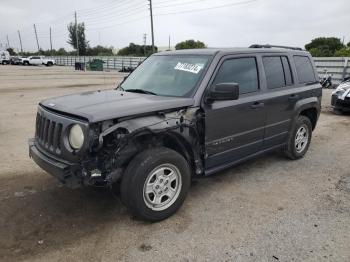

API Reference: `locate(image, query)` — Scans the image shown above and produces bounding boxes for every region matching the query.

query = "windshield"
[120,55,210,97]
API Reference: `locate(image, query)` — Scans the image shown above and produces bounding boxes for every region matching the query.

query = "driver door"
[203,56,266,172]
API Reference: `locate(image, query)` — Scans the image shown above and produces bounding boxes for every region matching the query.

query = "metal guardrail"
[313,57,350,83]
[50,56,146,71]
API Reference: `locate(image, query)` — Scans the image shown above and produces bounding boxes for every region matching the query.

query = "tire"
[284,115,312,160]
[23,61,29,66]
[2,61,6,65]
[46,62,53,67]
[121,147,191,222]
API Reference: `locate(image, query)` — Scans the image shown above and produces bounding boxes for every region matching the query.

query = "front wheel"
[121,147,191,222]
[284,116,312,160]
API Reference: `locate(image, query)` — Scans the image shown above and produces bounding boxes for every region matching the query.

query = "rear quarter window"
[294,56,316,84]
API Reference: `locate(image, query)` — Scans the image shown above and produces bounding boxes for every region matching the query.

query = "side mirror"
[207,83,239,102]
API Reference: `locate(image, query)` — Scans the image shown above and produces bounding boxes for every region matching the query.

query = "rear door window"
[263,57,285,89]
[212,57,259,95]
[281,56,293,86]
[294,56,316,84]
[263,56,293,89]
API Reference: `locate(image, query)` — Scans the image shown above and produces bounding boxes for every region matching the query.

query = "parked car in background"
[10,56,23,65]
[0,50,10,65]
[21,56,55,66]
[29,45,322,221]
[331,78,350,113]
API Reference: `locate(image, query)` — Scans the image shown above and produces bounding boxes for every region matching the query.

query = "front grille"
[36,113,63,155]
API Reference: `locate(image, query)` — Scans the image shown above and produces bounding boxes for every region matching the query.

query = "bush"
[335,48,350,57]
[117,43,156,56]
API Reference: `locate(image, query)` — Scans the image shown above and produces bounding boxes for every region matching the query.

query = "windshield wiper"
[125,89,157,95]
[115,83,124,91]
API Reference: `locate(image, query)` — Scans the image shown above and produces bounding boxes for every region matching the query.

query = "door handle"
[250,102,264,109]
[289,94,299,101]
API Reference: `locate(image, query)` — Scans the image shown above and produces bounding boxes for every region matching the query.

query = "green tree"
[305,37,344,57]
[67,22,89,55]
[175,39,206,50]
[6,48,17,55]
[117,43,157,56]
[347,42,350,48]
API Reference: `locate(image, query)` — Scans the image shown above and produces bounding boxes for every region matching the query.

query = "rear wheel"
[23,61,29,66]
[284,116,312,160]
[46,62,53,66]
[121,147,191,222]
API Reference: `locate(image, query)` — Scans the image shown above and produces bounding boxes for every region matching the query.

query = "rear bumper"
[331,95,350,111]
[29,139,83,188]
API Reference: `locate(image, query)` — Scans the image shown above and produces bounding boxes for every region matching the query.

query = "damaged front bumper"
[29,138,85,188]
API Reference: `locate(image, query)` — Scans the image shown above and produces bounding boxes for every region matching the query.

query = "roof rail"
[249,44,303,51]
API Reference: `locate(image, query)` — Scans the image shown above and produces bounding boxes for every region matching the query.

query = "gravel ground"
[0,66,349,262]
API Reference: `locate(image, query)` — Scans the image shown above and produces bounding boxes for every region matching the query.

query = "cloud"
[1,0,349,51]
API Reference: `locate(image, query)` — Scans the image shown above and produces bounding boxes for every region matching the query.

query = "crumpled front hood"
[40,90,195,123]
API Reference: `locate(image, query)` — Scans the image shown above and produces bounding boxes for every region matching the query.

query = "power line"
[155,0,258,16]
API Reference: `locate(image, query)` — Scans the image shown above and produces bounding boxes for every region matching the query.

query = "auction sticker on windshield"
[174,62,203,74]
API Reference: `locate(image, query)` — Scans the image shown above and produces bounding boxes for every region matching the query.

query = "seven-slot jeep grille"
[36,112,63,155]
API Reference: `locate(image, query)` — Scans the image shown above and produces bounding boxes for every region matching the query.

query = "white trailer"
[0,50,10,65]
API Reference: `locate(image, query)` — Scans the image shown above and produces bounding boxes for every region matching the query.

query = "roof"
[155,47,309,56]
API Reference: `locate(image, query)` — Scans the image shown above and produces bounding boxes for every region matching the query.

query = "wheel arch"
[118,129,198,175]
[293,97,321,130]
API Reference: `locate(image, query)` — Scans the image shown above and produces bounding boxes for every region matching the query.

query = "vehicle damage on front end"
[29,53,210,188]
[29,103,203,188]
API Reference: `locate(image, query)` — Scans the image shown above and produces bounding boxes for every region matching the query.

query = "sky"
[0,0,349,52]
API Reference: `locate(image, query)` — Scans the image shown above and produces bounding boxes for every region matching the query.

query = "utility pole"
[18,31,23,53]
[148,0,155,54]
[143,33,147,56]
[75,11,79,56]
[33,24,40,52]
[50,27,53,51]
[6,35,10,48]
[168,35,171,51]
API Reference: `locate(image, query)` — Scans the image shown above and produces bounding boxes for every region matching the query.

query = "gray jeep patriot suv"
[29,45,322,221]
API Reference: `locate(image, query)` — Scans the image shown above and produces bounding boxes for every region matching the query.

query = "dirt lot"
[0,66,349,262]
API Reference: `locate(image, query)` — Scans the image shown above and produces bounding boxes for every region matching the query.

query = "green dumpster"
[87,59,104,71]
